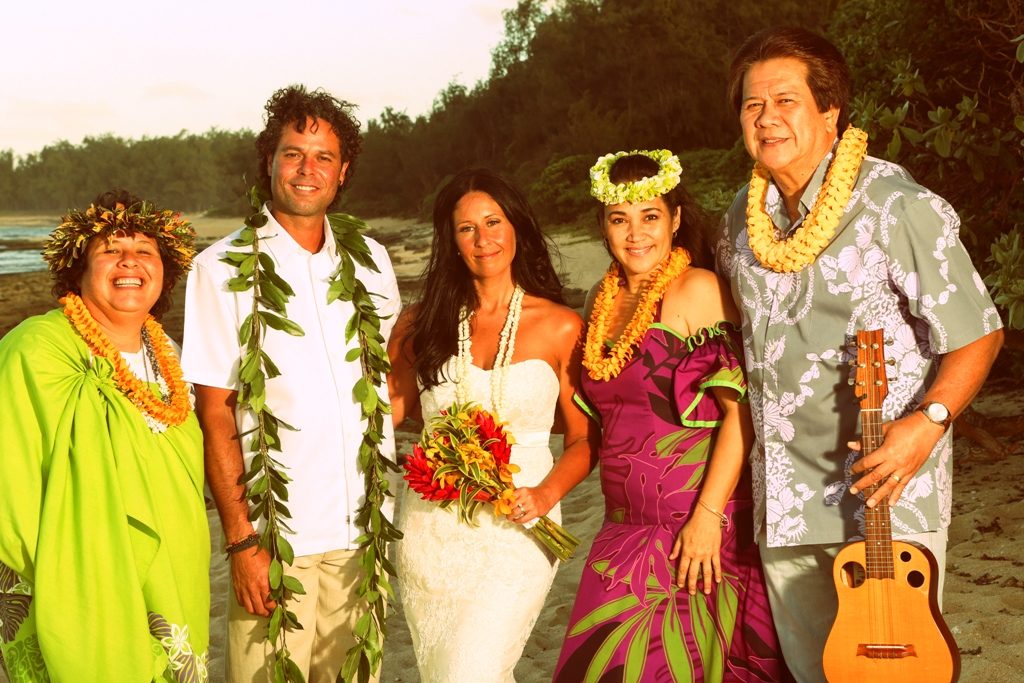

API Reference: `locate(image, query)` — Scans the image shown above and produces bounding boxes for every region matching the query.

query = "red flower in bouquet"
[404,443,459,501]
[402,401,580,561]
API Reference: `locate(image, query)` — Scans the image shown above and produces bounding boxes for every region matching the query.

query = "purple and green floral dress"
[554,320,788,682]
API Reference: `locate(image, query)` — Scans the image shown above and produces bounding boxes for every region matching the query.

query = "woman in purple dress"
[554,151,788,682]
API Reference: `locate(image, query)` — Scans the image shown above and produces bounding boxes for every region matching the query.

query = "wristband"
[225,532,260,557]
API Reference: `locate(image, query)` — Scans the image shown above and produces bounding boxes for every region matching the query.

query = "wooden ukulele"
[822,329,960,682]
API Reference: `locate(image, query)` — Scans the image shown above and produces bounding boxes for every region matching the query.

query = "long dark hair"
[598,154,711,268]
[411,169,564,389]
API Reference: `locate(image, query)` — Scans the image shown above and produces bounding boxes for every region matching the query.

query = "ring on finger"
[890,472,902,484]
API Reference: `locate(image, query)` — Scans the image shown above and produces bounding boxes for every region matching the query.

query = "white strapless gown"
[395,358,561,682]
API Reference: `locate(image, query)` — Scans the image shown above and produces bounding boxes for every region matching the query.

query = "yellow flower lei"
[746,126,868,273]
[583,247,691,381]
[62,292,190,428]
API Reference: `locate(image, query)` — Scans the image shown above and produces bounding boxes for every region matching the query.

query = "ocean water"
[0,225,50,275]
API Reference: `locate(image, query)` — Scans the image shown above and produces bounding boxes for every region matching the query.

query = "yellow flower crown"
[589,149,683,205]
[43,200,196,274]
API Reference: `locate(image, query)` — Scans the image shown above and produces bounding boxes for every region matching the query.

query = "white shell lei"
[454,285,525,420]
[139,328,171,433]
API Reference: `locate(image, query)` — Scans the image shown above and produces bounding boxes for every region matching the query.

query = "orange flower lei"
[583,248,691,381]
[62,292,190,429]
[746,126,868,273]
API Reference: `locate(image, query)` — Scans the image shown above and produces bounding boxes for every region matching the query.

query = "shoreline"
[0,220,1020,682]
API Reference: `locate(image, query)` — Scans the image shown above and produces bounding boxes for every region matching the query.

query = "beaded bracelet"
[697,500,730,529]
[225,532,260,556]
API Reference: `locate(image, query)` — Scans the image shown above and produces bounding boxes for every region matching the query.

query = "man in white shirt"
[182,85,401,682]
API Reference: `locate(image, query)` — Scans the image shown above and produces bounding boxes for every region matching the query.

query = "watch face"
[925,402,950,422]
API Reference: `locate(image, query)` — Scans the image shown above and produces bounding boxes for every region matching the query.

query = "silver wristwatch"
[919,401,952,430]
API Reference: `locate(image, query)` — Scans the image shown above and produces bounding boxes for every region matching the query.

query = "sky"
[1,0,521,157]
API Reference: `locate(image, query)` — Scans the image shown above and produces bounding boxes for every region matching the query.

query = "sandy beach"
[1,215,1021,682]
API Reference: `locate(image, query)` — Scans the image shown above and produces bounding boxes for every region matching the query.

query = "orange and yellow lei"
[583,248,691,381]
[746,126,868,273]
[62,292,190,428]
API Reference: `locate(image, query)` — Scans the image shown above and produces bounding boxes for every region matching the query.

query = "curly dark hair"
[728,26,852,133]
[596,153,711,268]
[411,169,565,389]
[255,85,363,209]
[50,188,188,319]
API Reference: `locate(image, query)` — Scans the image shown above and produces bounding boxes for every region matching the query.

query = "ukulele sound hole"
[838,561,866,588]
[906,570,925,589]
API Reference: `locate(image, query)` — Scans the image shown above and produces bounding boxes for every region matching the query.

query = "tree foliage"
[831,0,1024,260]
[343,0,831,220]
[3,0,1019,324]
[0,129,257,214]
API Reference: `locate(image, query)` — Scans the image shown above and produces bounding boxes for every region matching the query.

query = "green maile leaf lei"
[221,187,402,683]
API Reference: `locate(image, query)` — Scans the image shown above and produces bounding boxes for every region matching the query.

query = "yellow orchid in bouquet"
[403,401,580,562]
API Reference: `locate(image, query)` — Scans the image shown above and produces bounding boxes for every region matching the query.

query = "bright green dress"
[0,309,210,682]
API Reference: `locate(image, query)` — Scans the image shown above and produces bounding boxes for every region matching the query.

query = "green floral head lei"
[589,149,683,205]
[43,200,197,275]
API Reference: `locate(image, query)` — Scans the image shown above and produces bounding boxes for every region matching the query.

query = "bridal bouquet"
[402,401,579,562]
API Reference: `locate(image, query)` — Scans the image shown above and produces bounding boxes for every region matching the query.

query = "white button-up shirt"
[182,207,401,556]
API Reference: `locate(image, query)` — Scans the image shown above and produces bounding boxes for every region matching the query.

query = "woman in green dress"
[0,190,209,682]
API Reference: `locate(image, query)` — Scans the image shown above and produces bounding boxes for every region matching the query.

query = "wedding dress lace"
[395,357,561,682]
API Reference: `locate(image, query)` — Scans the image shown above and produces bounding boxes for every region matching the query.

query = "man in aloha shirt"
[716,27,1004,683]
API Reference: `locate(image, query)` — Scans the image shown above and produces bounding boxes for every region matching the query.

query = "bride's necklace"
[454,285,525,419]
[745,126,868,273]
[62,291,189,432]
[583,248,691,381]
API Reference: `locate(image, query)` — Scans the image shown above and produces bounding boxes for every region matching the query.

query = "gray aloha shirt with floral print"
[717,150,1003,548]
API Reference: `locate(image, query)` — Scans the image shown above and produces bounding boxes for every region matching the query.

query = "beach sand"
[1,216,1021,682]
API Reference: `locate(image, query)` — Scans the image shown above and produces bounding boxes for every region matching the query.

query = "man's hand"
[230,546,276,617]
[848,411,944,508]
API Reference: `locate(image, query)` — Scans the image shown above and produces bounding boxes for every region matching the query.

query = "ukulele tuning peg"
[886,359,896,365]
[884,338,893,345]
[848,377,856,385]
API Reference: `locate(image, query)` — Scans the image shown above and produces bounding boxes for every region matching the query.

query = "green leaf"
[220,250,251,266]
[568,592,641,636]
[662,597,695,681]
[717,577,740,652]
[269,558,283,589]
[279,535,295,565]
[268,605,283,642]
[886,128,902,159]
[283,574,306,595]
[585,607,651,682]
[259,311,305,336]
[623,602,657,680]
[690,592,724,681]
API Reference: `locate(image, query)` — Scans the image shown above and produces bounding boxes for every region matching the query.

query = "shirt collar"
[258,204,336,262]
[768,142,839,232]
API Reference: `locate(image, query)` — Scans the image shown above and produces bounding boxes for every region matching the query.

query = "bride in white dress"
[387,169,598,681]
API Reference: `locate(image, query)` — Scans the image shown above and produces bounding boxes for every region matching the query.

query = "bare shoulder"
[663,266,740,333]
[524,295,584,339]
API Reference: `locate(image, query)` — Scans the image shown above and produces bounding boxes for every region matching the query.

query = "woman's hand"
[669,507,724,595]
[507,485,556,525]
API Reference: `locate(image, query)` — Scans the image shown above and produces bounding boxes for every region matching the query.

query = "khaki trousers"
[226,548,377,683]
[758,529,948,683]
